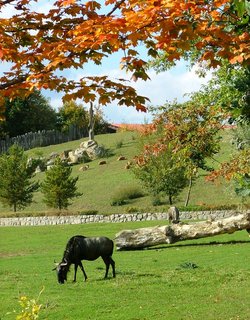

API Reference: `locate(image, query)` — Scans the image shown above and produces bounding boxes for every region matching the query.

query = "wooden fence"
[0,125,88,154]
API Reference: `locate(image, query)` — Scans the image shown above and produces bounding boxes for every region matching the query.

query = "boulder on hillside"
[68,151,79,164]
[80,139,105,159]
[68,149,91,164]
[33,139,107,173]
[60,149,72,161]
[80,139,97,149]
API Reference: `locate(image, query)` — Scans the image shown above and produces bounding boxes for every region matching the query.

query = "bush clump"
[96,145,114,158]
[110,185,144,206]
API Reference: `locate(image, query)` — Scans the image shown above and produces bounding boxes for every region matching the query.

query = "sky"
[0,1,212,124]
[40,56,212,124]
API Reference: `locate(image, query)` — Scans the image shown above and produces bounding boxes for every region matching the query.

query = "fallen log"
[115,211,250,250]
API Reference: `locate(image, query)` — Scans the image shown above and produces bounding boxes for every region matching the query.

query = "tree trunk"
[115,211,250,250]
[185,175,192,207]
[169,194,173,205]
[88,102,95,140]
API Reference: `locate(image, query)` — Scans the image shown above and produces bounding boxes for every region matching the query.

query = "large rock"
[68,149,91,164]
[68,151,79,164]
[80,139,103,159]
[34,139,104,172]
[80,139,97,149]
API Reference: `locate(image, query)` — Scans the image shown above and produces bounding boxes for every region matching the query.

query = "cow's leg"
[73,264,78,282]
[102,256,110,278]
[110,257,116,278]
[79,261,88,281]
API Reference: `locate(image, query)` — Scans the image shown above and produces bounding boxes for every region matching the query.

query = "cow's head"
[52,260,68,284]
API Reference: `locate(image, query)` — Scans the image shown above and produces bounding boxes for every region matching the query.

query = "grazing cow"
[53,235,115,284]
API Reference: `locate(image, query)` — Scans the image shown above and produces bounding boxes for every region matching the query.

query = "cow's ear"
[53,260,59,269]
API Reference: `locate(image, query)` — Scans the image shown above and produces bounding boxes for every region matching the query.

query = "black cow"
[53,235,115,284]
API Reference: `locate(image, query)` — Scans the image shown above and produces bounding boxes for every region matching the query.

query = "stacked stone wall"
[0,210,240,227]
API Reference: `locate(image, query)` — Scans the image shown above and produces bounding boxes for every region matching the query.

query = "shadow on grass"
[146,239,250,251]
[117,239,250,252]
[95,268,161,279]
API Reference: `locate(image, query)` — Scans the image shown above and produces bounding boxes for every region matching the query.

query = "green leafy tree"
[93,104,110,135]
[57,100,110,139]
[189,63,250,123]
[187,63,250,198]
[0,144,39,212]
[235,174,250,203]
[0,90,57,139]
[232,121,250,201]
[134,145,189,205]
[135,101,224,206]
[57,100,88,134]
[41,158,82,210]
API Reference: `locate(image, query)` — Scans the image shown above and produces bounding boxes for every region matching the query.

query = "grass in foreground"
[1,221,250,320]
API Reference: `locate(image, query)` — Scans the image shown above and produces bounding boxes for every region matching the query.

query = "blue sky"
[1,1,212,124]
[42,56,212,124]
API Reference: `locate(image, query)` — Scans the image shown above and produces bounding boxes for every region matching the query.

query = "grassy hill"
[0,128,247,217]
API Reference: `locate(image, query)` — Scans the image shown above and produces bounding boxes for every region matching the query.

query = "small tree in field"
[135,102,224,206]
[41,158,82,210]
[0,144,39,212]
[134,145,189,205]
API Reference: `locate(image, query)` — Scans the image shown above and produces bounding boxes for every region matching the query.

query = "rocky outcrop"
[28,139,106,172]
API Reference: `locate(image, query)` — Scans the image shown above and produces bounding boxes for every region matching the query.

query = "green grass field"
[1,221,250,320]
[0,128,248,217]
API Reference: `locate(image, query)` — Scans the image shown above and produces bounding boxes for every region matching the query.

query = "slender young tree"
[135,102,224,206]
[134,145,189,205]
[41,158,82,210]
[88,102,95,140]
[0,144,39,211]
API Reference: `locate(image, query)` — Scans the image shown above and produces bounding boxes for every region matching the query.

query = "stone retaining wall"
[0,210,239,227]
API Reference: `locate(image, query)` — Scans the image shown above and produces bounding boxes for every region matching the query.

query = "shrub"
[110,185,144,206]
[96,145,114,158]
[79,209,98,215]
[151,196,162,206]
[115,140,123,149]
[125,207,140,213]
[178,203,239,212]
[27,156,47,173]
[12,287,44,320]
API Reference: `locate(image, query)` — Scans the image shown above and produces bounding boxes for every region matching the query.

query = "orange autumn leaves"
[0,0,249,115]
[135,103,225,169]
